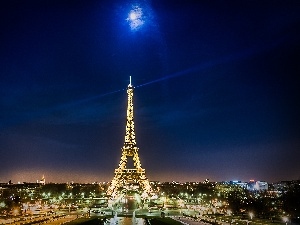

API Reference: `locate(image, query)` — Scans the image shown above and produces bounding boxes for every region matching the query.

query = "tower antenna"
[129,76,132,86]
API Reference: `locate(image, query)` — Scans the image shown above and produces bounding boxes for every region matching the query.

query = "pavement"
[172,216,211,225]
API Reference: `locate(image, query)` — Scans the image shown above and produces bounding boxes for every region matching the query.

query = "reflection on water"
[110,216,144,225]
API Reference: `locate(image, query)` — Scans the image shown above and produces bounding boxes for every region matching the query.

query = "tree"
[281,182,300,222]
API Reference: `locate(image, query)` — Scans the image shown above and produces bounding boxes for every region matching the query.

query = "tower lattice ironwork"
[107,78,152,198]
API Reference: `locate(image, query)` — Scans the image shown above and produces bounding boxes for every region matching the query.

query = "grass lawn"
[64,217,107,225]
[149,217,183,225]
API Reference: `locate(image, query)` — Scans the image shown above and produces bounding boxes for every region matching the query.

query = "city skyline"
[1,0,300,184]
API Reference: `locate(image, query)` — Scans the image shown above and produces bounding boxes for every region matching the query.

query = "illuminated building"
[247,180,268,191]
[107,77,152,198]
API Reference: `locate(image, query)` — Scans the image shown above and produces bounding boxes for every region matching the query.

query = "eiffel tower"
[107,77,152,198]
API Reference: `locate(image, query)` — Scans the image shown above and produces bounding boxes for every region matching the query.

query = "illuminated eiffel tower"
[107,77,152,198]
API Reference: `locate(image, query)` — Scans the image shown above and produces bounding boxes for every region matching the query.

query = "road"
[0,214,78,225]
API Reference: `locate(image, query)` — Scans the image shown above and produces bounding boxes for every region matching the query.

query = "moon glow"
[126,6,144,31]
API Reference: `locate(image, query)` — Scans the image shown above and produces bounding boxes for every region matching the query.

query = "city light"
[283,216,288,225]
[249,212,254,220]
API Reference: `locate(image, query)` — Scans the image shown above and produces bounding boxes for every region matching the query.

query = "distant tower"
[107,77,152,198]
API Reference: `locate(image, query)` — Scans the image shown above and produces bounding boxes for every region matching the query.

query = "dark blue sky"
[0,0,300,183]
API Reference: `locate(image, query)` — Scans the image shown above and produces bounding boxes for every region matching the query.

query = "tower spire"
[107,78,152,198]
[124,77,136,147]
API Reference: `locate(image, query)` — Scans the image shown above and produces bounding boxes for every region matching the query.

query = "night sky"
[1,0,300,184]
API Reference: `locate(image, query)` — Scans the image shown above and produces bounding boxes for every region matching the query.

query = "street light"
[227,209,232,216]
[283,216,288,225]
[249,212,254,220]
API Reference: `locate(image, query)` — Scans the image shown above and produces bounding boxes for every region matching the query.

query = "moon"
[126,6,144,31]
[129,12,137,20]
